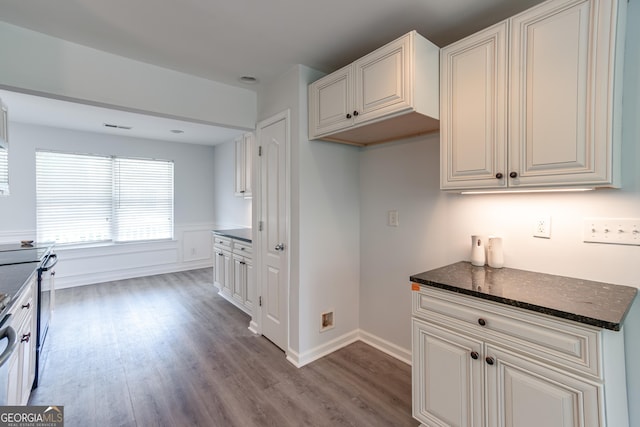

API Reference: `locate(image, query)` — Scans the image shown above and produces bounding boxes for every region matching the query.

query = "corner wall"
[257,65,361,365]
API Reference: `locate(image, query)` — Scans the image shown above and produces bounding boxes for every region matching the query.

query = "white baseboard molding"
[282,329,411,369]
[358,329,412,366]
[248,321,259,335]
[54,260,213,289]
[286,329,361,368]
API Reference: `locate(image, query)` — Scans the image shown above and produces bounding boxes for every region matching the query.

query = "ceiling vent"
[103,123,132,130]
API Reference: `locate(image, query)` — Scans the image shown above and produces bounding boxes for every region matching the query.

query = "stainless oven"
[0,243,56,390]
[35,251,56,388]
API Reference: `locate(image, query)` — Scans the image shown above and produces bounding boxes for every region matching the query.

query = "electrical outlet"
[388,210,399,227]
[533,216,551,239]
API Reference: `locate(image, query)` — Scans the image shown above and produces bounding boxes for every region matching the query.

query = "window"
[36,151,174,244]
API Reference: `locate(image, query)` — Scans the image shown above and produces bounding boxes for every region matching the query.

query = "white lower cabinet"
[412,319,483,426]
[213,235,253,315]
[486,345,600,427]
[5,272,37,406]
[412,286,628,427]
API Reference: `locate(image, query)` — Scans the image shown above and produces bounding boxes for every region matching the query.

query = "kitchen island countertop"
[410,261,637,331]
[212,228,252,243]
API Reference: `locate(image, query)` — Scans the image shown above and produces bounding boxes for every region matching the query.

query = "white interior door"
[257,110,289,351]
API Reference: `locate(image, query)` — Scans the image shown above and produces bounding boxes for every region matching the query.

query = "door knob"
[274,243,285,251]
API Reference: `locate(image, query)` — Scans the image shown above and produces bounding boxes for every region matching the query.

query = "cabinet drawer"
[232,241,252,257]
[413,286,601,378]
[10,281,35,330]
[213,235,232,249]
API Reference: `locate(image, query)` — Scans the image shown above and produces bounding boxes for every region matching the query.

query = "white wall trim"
[55,260,212,289]
[283,329,411,368]
[1,224,216,289]
[286,329,360,368]
[358,329,412,366]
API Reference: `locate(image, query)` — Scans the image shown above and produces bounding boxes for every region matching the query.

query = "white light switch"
[583,218,640,246]
[388,210,399,227]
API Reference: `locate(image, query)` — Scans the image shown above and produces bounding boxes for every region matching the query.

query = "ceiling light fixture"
[103,123,132,130]
[460,187,595,195]
[170,129,184,134]
[239,76,258,84]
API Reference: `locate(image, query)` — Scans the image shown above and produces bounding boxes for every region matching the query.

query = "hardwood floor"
[29,269,415,426]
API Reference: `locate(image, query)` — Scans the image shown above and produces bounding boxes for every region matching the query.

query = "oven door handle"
[0,326,17,368]
[41,253,58,272]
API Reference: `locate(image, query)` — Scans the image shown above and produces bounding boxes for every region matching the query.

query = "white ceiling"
[0,89,244,146]
[0,0,545,144]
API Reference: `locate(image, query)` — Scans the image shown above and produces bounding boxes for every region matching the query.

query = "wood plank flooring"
[29,269,415,427]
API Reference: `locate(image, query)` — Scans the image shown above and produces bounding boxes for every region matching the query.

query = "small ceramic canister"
[470,235,485,266]
[487,237,504,268]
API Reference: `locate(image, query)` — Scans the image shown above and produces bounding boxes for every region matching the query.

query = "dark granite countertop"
[0,262,39,320]
[212,228,252,243]
[410,261,637,331]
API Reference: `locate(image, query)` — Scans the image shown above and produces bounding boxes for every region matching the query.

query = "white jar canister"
[487,237,504,268]
[470,235,485,266]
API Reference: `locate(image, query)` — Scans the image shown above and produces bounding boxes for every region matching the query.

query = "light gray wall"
[257,65,361,362]
[212,140,252,229]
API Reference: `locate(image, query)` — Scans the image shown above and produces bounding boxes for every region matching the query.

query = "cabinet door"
[242,133,252,198]
[213,249,225,290]
[222,250,233,296]
[232,254,245,304]
[354,32,412,123]
[486,345,601,427]
[509,0,621,187]
[308,65,353,138]
[244,259,254,311]
[412,319,483,427]
[234,135,246,196]
[440,22,508,190]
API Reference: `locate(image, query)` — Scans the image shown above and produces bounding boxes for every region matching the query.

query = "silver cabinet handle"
[274,243,285,251]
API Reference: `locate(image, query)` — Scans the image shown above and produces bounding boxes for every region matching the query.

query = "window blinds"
[113,157,174,242]
[36,151,174,244]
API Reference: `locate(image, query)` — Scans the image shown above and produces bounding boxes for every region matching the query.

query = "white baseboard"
[286,330,361,368]
[358,329,412,366]
[282,329,411,369]
[248,321,259,335]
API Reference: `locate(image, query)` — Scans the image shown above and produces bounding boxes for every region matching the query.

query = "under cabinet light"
[460,187,595,195]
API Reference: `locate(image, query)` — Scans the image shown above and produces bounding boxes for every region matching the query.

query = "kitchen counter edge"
[410,261,637,331]
[212,229,252,243]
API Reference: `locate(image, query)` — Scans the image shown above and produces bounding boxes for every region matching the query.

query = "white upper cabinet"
[234,132,253,198]
[309,31,440,146]
[441,0,626,191]
[440,22,508,190]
